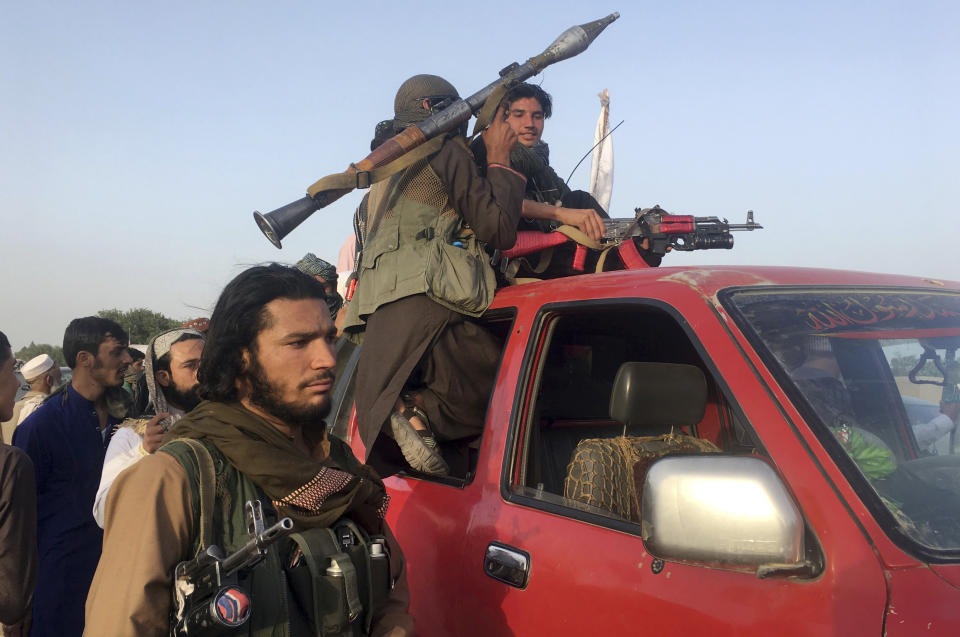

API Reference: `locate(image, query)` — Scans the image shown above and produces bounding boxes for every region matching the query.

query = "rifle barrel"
[221,517,294,574]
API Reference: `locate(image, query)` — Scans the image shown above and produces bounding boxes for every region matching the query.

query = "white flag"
[589,89,614,212]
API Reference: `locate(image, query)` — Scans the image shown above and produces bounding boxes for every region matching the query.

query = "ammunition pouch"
[285,519,392,637]
[163,439,391,636]
[424,213,496,316]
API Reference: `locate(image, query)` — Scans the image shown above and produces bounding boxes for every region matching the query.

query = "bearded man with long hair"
[86,264,412,637]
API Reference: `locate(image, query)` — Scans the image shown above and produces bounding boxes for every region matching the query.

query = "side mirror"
[642,456,813,576]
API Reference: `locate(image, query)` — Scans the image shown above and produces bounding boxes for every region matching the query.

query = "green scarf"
[165,401,389,532]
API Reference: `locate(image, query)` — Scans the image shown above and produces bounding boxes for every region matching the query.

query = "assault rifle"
[604,205,763,256]
[172,500,294,636]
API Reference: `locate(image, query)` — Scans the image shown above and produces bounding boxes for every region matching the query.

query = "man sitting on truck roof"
[471,82,607,242]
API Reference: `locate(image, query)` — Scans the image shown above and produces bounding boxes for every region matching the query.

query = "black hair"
[63,317,129,369]
[128,347,146,362]
[504,83,553,118]
[0,331,11,366]
[155,333,204,374]
[198,263,328,402]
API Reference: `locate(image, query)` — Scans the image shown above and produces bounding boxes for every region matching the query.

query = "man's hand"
[558,207,606,243]
[638,238,672,253]
[142,413,171,454]
[482,106,517,166]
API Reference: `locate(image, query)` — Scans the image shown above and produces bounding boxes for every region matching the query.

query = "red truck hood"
[884,565,960,635]
[930,563,960,590]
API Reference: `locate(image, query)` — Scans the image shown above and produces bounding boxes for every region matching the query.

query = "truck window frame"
[329,308,519,485]
[500,298,773,537]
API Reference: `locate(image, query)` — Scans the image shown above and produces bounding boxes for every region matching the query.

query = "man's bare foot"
[395,395,427,431]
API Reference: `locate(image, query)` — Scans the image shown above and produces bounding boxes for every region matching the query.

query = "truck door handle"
[484,542,530,589]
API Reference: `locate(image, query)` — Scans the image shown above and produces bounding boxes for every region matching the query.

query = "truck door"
[459,298,887,636]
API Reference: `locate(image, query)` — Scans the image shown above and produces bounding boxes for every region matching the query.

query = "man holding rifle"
[86,265,412,636]
[472,82,608,242]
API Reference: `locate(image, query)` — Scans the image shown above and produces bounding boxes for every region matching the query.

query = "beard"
[246,354,333,432]
[164,380,202,411]
[92,357,125,387]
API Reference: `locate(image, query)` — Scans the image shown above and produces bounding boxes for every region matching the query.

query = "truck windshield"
[724,288,960,552]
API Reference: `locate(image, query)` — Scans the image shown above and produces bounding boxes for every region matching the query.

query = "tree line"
[14,309,182,366]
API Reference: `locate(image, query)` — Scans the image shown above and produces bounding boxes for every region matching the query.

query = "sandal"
[388,407,449,477]
[400,394,439,449]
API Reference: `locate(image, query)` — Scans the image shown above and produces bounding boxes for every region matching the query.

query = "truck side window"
[329,337,362,440]
[330,310,517,481]
[509,304,756,524]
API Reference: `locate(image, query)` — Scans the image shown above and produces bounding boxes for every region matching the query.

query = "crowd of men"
[0,78,609,636]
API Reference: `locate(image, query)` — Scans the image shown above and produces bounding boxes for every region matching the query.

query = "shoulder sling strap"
[177,438,216,551]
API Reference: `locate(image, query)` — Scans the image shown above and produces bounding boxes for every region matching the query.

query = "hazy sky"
[1,1,957,349]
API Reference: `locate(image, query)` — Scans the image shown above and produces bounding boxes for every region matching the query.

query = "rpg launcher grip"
[253,12,620,248]
[172,500,294,636]
[604,206,763,257]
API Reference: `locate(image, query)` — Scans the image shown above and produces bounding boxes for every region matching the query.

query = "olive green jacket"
[343,137,525,336]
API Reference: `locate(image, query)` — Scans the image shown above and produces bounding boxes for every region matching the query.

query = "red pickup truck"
[330,265,960,636]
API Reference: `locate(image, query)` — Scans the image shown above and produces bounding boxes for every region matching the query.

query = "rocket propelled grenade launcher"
[254,12,620,248]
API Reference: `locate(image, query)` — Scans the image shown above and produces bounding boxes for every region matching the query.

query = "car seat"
[563,362,720,521]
